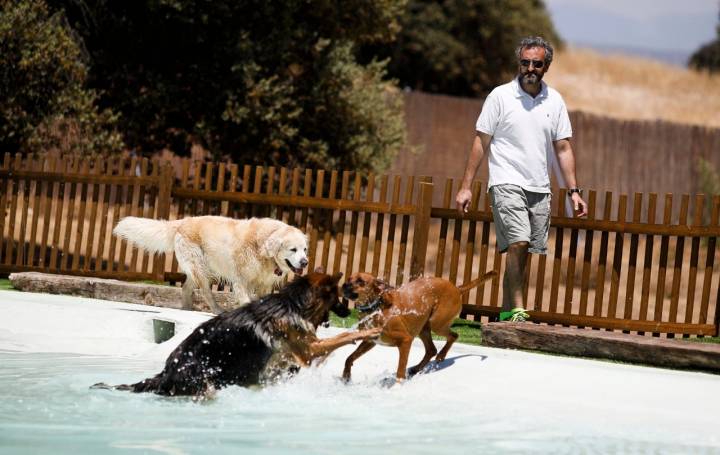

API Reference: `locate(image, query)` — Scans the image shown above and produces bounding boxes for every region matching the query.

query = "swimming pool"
[1,290,719,454]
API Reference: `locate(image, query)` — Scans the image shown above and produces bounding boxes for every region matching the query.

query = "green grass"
[0,278,15,291]
[329,308,361,328]
[134,280,171,286]
[446,318,483,345]
[329,309,483,346]
[684,336,720,344]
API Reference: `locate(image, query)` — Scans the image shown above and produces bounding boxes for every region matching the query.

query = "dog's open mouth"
[285,259,305,275]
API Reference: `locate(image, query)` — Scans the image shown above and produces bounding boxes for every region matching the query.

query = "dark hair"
[515,36,554,65]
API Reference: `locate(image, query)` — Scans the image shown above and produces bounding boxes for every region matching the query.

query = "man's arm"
[553,138,587,217]
[455,131,492,213]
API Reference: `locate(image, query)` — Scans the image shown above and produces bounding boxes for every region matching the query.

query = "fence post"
[153,163,174,281]
[409,179,433,280]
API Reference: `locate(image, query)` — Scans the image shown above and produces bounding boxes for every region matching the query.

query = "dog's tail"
[457,270,497,294]
[90,382,135,392]
[91,376,163,394]
[113,217,180,253]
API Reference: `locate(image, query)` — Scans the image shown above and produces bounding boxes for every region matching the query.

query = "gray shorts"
[489,184,551,254]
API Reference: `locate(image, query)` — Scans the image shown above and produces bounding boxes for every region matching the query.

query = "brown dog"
[341,271,496,382]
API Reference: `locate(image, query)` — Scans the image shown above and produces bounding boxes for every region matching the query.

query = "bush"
[361,0,563,97]
[697,157,720,224]
[51,0,407,174]
[689,39,720,73]
[0,0,123,155]
[689,11,720,73]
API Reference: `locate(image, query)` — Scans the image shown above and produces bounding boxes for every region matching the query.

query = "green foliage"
[698,157,720,195]
[689,11,720,73]
[50,0,407,174]
[330,308,361,328]
[442,318,482,345]
[697,157,720,223]
[0,279,14,291]
[689,41,720,73]
[361,0,563,96]
[685,336,720,344]
[0,0,123,154]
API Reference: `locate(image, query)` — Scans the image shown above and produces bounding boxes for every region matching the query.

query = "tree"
[49,0,408,175]
[361,0,563,97]
[689,10,720,73]
[697,157,720,226]
[0,0,122,155]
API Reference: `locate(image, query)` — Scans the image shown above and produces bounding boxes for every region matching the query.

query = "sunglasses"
[519,59,545,68]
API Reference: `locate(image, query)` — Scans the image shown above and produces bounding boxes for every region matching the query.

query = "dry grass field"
[544,47,720,128]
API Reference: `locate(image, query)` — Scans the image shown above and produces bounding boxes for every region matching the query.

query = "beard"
[521,72,541,85]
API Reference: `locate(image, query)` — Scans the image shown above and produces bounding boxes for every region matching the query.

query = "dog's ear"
[261,231,283,258]
[315,269,342,288]
[373,278,391,293]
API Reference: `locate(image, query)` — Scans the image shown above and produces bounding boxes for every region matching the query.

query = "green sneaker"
[499,307,530,322]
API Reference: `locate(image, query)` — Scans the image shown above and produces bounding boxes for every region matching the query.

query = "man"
[455,36,587,322]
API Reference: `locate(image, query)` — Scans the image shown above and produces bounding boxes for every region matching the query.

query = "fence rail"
[2,152,719,337]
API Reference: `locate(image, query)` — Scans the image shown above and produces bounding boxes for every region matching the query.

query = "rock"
[482,322,720,373]
[8,272,236,313]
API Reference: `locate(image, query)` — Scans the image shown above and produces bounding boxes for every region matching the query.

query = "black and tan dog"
[93,271,380,397]
[341,271,496,383]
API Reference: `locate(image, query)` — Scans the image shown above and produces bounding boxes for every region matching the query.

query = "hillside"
[544,47,720,128]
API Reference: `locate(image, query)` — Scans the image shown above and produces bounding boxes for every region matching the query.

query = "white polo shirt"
[476,77,572,193]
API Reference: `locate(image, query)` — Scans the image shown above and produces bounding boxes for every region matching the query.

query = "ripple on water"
[1,351,719,455]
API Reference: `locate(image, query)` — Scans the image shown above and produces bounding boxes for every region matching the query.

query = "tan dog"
[113,216,308,313]
[341,271,496,382]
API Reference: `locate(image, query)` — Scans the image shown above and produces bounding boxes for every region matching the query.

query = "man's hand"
[571,193,587,218]
[455,188,473,213]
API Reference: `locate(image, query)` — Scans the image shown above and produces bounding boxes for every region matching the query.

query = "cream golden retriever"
[113,216,309,313]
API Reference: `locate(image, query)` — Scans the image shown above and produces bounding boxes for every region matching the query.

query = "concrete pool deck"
[9,271,720,374]
[2,289,720,452]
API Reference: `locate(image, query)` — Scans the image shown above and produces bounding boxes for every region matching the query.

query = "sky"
[544,0,718,64]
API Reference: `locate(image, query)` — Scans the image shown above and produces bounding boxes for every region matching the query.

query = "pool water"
[1,291,720,454]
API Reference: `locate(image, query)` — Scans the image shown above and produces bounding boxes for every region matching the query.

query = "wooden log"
[482,322,720,373]
[8,272,234,313]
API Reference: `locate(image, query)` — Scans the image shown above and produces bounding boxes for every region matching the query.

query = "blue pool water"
[1,291,720,454]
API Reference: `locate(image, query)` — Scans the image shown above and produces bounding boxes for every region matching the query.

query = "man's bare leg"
[502,241,529,312]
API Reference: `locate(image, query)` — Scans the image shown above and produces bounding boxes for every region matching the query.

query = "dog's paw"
[379,376,405,388]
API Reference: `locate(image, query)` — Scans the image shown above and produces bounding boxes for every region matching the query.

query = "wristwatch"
[567,188,582,197]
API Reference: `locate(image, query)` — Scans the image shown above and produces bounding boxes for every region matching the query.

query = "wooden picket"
[0,154,170,280]
[1,153,720,337]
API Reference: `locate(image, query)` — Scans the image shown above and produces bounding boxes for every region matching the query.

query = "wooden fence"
[2,152,720,337]
[397,91,720,201]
